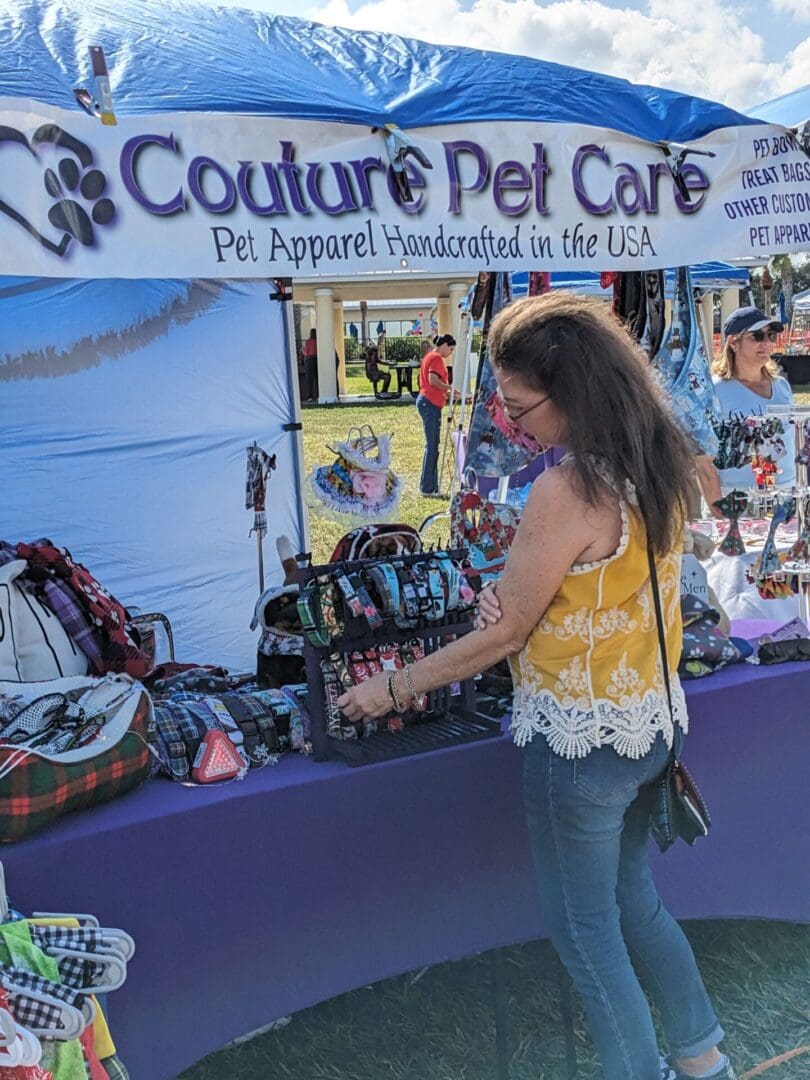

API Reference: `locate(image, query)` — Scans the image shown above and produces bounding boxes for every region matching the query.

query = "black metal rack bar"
[301,550,500,765]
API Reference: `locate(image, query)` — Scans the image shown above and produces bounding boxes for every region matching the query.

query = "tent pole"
[280,279,311,556]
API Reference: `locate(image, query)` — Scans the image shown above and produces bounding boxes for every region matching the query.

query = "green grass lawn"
[183,400,810,1080]
[184,920,810,1079]
[301,398,459,563]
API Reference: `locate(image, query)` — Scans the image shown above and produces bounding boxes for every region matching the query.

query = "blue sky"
[205,0,809,111]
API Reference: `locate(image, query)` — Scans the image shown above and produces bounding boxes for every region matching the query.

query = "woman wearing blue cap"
[711,306,795,492]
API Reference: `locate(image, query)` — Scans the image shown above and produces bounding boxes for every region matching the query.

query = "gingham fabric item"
[30,928,108,990]
[0,964,86,1031]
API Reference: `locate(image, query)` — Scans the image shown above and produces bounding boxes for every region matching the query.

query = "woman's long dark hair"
[487,292,694,554]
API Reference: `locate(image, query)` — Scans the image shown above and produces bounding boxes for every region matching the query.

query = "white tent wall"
[0,278,305,670]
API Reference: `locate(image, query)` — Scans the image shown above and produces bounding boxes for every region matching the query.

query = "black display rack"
[300,550,501,766]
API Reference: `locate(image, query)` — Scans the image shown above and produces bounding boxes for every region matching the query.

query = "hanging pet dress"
[308,425,403,523]
[650,266,719,457]
[465,274,546,477]
[712,491,749,556]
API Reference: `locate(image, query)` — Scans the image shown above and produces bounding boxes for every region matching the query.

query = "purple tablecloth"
[2,658,808,1079]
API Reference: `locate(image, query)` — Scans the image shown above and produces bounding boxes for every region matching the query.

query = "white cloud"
[770,0,809,20]
[303,0,809,110]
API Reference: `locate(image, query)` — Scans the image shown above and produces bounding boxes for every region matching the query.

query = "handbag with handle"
[646,541,712,853]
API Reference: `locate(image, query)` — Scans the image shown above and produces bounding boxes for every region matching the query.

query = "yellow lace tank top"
[509,479,688,760]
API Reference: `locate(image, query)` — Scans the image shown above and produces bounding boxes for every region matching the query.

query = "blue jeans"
[416,394,442,494]
[523,732,723,1080]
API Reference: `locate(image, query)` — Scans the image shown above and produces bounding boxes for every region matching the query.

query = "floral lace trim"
[509,679,689,759]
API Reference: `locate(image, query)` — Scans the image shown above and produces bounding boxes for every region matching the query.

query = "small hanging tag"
[191,730,244,783]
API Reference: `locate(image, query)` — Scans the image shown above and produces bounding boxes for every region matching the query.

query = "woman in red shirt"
[416,334,456,494]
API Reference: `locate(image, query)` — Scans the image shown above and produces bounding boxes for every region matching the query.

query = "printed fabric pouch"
[678,595,746,679]
[0,675,151,841]
[450,490,518,585]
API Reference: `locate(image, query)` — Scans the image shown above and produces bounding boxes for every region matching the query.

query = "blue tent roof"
[511,262,749,298]
[1,0,759,142]
[748,84,810,126]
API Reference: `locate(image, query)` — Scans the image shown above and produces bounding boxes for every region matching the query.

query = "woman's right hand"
[475,582,502,630]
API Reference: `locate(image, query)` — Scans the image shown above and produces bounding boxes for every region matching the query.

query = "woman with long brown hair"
[339,294,734,1080]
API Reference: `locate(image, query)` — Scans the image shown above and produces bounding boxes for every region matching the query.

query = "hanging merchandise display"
[245,443,277,594]
[298,548,497,765]
[608,271,667,360]
[650,266,719,457]
[712,414,788,478]
[0,865,134,1079]
[308,426,403,522]
[449,490,519,583]
[740,406,810,620]
[464,274,548,478]
[712,492,749,556]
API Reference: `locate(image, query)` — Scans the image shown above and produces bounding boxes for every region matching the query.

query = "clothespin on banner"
[372,124,433,203]
[73,46,117,126]
[656,141,716,204]
[788,120,810,161]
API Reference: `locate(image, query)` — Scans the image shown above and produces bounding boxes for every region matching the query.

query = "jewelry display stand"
[300,550,501,766]
[744,405,810,625]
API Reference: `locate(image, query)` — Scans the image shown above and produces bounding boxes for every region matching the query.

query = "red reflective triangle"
[191,730,243,783]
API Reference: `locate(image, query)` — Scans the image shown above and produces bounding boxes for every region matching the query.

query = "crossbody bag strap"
[646,539,674,725]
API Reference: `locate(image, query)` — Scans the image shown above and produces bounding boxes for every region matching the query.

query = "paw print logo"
[0,122,116,257]
[44,156,114,248]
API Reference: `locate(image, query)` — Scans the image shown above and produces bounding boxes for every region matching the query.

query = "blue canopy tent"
[2,0,757,138]
[511,262,750,299]
[749,84,810,126]
[1,6,809,1080]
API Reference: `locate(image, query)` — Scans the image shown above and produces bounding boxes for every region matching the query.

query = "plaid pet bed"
[0,693,150,842]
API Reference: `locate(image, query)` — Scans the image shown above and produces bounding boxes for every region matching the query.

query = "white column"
[448,282,468,345]
[719,289,740,337]
[437,297,451,337]
[333,300,346,397]
[698,293,715,359]
[314,287,337,402]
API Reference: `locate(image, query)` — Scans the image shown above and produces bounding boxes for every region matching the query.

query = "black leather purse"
[647,542,712,853]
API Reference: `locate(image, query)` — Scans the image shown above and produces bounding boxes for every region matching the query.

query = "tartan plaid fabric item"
[40,578,103,668]
[17,540,150,678]
[151,689,283,779]
[151,697,228,780]
[101,1054,130,1080]
[0,692,150,842]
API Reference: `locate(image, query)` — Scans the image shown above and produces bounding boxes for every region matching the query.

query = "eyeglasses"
[744,330,779,343]
[501,393,550,423]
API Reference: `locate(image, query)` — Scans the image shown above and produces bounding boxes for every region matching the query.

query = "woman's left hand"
[338,672,394,721]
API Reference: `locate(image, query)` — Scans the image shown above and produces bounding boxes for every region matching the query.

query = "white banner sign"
[1,98,809,277]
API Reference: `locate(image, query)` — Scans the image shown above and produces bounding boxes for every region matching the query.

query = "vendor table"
[387,362,453,399]
[2,655,808,1080]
